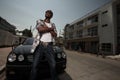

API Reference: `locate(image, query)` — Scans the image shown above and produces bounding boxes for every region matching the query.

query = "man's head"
[45,10,53,19]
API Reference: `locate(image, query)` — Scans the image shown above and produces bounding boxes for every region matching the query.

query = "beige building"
[64,0,120,55]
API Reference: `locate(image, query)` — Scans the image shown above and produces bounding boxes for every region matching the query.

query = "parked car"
[6,37,67,80]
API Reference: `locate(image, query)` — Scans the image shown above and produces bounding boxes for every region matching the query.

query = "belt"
[40,41,53,46]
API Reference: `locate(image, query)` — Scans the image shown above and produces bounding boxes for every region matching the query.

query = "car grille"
[27,55,33,62]
[27,55,47,62]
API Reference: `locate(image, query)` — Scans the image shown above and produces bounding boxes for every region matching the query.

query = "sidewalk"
[106,54,120,60]
[68,50,120,60]
[0,47,11,74]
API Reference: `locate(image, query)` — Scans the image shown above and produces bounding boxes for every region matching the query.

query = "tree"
[22,29,33,37]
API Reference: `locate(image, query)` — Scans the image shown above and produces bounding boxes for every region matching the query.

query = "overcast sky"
[0,0,111,36]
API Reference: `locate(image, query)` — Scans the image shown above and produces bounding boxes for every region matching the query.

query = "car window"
[23,38,34,45]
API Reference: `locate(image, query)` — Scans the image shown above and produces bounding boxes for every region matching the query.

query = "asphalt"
[0,65,5,74]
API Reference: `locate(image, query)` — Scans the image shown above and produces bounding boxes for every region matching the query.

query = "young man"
[30,10,58,80]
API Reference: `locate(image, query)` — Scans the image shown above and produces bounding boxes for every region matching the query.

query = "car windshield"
[53,46,63,52]
[23,38,34,45]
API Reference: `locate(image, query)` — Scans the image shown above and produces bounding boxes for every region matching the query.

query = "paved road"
[0,49,120,80]
[65,50,120,80]
[0,47,11,80]
[0,47,11,67]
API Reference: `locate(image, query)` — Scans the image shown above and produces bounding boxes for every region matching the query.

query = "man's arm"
[50,23,57,37]
[50,31,57,38]
[36,19,54,33]
[37,26,54,33]
[37,26,57,37]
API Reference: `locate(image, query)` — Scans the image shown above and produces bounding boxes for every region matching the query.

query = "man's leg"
[30,45,43,80]
[44,44,58,80]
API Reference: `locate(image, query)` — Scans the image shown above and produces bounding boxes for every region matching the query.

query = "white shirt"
[36,19,57,42]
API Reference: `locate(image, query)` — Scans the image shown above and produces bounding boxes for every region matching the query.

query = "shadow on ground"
[43,71,72,80]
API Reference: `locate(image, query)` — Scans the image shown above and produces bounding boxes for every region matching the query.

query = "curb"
[0,65,5,75]
[106,55,120,60]
[106,57,120,60]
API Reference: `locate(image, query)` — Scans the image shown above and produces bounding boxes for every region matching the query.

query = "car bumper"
[6,60,66,80]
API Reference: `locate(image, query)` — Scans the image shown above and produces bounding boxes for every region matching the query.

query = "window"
[117,4,120,14]
[76,30,83,38]
[70,25,74,30]
[117,37,120,44]
[102,24,108,27]
[102,10,108,14]
[88,15,98,23]
[88,26,98,36]
[69,32,73,39]
[93,16,98,22]
[101,43,111,52]
[77,21,84,27]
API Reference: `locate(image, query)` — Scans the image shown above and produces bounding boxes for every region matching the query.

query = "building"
[0,17,16,34]
[0,17,17,47]
[64,0,120,55]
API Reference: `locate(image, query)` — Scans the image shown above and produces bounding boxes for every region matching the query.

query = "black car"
[6,38,67,80]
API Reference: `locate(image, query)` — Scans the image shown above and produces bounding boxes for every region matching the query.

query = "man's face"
[45,11,53,19]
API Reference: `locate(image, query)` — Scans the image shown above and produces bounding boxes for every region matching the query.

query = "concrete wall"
[0,29,19,47]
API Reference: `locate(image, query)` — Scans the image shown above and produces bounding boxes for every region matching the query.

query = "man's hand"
[50,31,57,37]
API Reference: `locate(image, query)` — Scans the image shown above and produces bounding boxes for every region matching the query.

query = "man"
[30,10,58,80]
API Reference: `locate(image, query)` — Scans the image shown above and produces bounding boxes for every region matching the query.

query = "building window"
[87,14,98,25]
[76,30,83,38]
[102,24,108,27]
[101,43,111,52]
[102,10,108,14]
[76,21,84,27]
[117,37,120,44]
[117,4,120,14]
[69,32,73,39]
[88,26,98,36]
[70,25,74,30]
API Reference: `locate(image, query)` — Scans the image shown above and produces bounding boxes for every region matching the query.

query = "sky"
[0,0,111,36]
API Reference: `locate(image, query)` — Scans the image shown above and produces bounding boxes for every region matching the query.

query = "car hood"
[13,45,63,54]
[14,45,32,54]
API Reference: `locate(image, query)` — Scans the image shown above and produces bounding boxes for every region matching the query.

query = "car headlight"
[62,52,66,58]
[18,55,24,61]
[8,54,16,62]
[57,54,61,59]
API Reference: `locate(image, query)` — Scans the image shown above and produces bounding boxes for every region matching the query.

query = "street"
[65,50,120,80]
[0,49,120,80]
